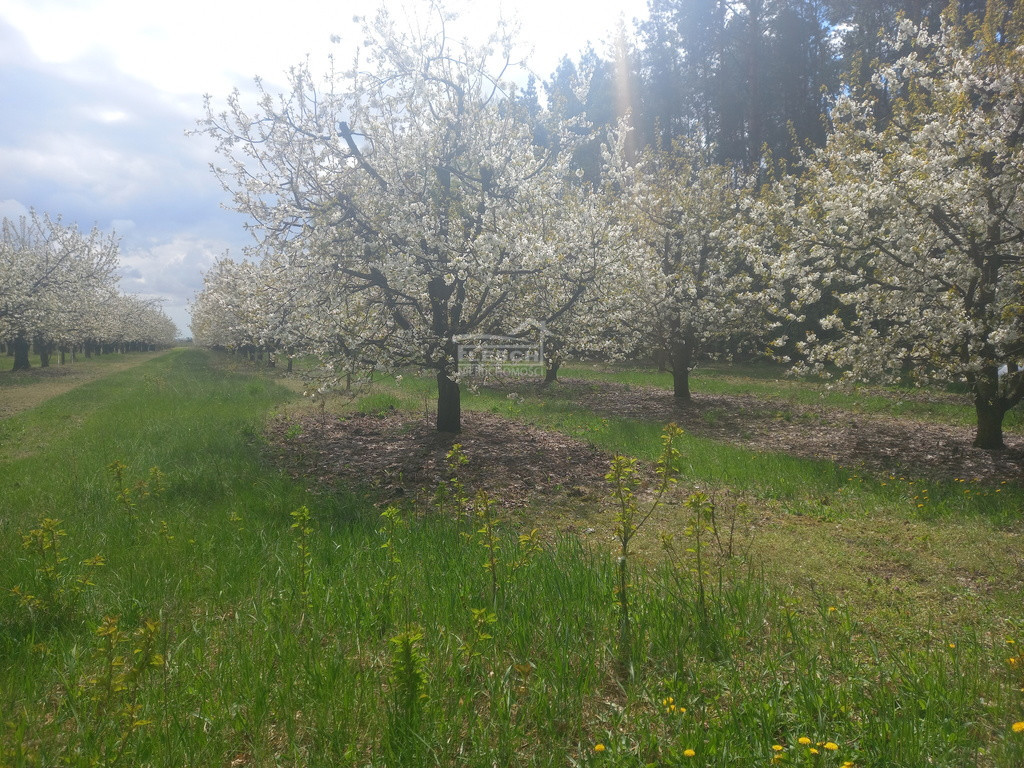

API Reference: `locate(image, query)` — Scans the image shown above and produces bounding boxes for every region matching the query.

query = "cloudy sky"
[0,0,648,337]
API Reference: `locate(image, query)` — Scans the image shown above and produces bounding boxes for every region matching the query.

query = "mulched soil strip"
[488,378,1024,484]
[267,409,613,507]
[266,379,1024,504]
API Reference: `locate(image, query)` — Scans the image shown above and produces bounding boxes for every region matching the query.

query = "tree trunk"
[973,395,1008,449]
[969,363,1014,449]
[426,267,460,432]
[544,358,560,385]
[672,367,691,401]
[436,370,461,433]
[286,357,293,373]
[655,349,668,372]
[669,339,693,402]
[974,400,1006,449]
[38,339,51,368]
[12,335,31,371]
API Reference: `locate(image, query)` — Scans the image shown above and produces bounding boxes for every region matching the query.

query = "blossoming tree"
[1,212,120,370]
[92,293,178,353]
[602,127,761,401]
[192,254,325,371]
[497,182,632,384]
[196,3,583,431]
[760,3,1024,448]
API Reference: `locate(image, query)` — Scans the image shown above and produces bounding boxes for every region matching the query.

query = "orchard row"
[1,212,177,371]
[191,2,1024,448]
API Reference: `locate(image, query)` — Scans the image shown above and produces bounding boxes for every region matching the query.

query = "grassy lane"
[3,350,1023,766]
[1,349,369,765]
[0,350,170,418]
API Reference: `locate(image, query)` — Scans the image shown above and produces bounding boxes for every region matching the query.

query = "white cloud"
[3,0,351,95]
[3,0,647,95]
[5,138,153,204]
[92,109,132,124]
[0,198,30,220]
[118,233,240,333]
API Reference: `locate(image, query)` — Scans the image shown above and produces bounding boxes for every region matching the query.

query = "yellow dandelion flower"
[772,745,785,752]
[809,747,820,755]
[798,737,812,745]
[1009,657,1019,666]
[824,742,839,751]
[1013,721,1024,733]
[949,643,956,649]
[594,743,606,752]
[683,749,696,757]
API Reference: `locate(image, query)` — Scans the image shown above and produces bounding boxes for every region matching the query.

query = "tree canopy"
[753,1,1024,448]
[196,2,593,431]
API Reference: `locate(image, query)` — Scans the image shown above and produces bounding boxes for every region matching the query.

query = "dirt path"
[0,351,170,419]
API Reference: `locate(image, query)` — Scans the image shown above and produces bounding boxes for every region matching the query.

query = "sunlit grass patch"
[0,350,169,419]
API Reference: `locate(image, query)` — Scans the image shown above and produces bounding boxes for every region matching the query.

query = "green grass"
[358,368,1024,526]
[0,349,55,373]
[0,349,126,374]
[2,350,1024,767]
[560,361,1024,430]
[0,350,138,380]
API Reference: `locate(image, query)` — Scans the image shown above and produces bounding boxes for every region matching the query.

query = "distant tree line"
[1,212,178,371]
[539,0,995,175]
